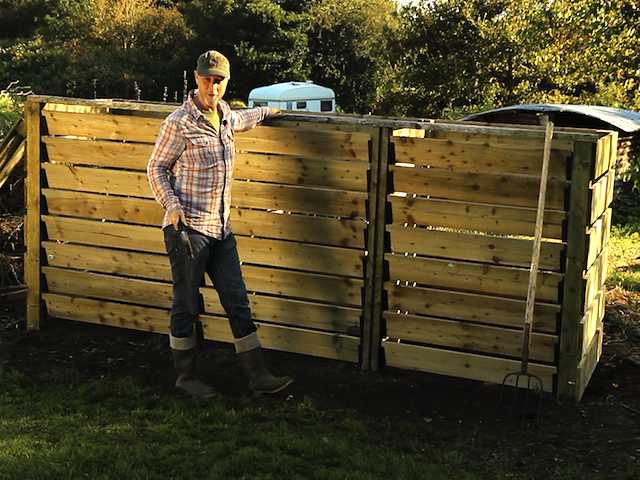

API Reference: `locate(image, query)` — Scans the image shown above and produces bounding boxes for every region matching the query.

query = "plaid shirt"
[147,91,271,238]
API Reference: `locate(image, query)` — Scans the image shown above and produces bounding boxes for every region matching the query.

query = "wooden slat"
[44,110,162,142]
[0,139,25,190]
[581,290,604,356]
[386,283,559,333]
[388,224,564,271]
[241,266,363,306]
[576,329,602,401]
[391,136,569,179]
[232,181,367,218]
[389,195,565,239]
[43,163,153,197]
[589,169,610,224]
[594,135,611,180]
[237,125,370,161]
[44,293,360,362]
[43,189,366,248]
[43,216,165,253]
[43,189,163,225]
[231,208,365,248]
[43,164,368,217]
[586,208,611,269]
[392,166,567,210]
[384,312,557,363]
[43,242,363,307]
[409,129,575,151]
[43,216,364,279]
[44,136,152,170]
[605,167,615,212]
[26,100,42,331]
[235,152,369,191]
[387,254,562,303]
[383,341,555,392]
[235,236,364,277]
[43,266,361,331]
[583,246,607,315]
[44,136,371,192]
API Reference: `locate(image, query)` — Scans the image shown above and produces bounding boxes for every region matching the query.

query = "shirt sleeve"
[229,106,271,133]
[147,119,185,212]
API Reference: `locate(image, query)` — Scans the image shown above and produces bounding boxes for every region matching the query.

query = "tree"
[304,0,399,114]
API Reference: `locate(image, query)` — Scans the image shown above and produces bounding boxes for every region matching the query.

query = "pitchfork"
[501,115,554,422]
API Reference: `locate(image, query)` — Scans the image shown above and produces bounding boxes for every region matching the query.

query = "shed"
[248,81,336,113]
[464,104,640,174]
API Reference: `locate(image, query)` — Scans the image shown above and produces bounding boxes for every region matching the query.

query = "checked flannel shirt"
[147,91,271,239]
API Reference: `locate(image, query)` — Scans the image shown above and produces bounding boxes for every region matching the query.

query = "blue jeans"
[164,227,258,350]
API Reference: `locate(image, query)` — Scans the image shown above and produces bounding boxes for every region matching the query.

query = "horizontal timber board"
[43,216,365,278]
[43,266,361,331]
[235,152,369,191]
[383,341,555,392]
[236,125,370,161]
[387,224,564,271]
[581,291,604,356]
[232,208,365,248]
[389,195,565,239]
[44,110,162,142]
[43,189,163,225]
[586,208,612,270]
[584,246,608,314]
[386,283,558,333]
[576,329,601,401]
[595,135,612,180]
[401,129,574,151]
[391,136,569,179]
[232,181,367,218]
[43,189,365,248]
[44,136,152,170]
[384,312,556,363]
[43,241,362,306]
[392,166,567,210]
[31,96,603,141]
[235,236,364,278]
[43,163,367,217]
[44,136,370,192]
[387,254,562,303]
[589,169,614,225]
[44,293,359,362]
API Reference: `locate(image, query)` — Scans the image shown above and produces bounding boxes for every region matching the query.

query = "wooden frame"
[24,95,615,401]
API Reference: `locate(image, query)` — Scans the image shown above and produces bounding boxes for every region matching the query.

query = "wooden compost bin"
[23,96,617,401]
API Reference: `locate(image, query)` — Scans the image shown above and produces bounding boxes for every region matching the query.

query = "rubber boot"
[172,348,216,399]
[238,347,293,394]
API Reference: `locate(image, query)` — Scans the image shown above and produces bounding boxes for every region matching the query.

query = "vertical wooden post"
[557,141,594,401]
[361,128,379,370]
[25,98,43,331]
[362,127,391,371]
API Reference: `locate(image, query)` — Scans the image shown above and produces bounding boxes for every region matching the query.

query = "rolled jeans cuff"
[169,332,196,350]
[233,331,260,353]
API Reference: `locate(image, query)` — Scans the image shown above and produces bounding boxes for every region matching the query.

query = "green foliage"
[607,223,640,291]
[0,81,29,139]
[0,0,639,118]
[304,0,399,114]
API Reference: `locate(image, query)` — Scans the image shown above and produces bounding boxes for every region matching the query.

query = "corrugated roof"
[464,104,640,133]
[248,81,335,102]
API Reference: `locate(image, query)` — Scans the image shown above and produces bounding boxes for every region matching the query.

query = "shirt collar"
[186,90,230,124]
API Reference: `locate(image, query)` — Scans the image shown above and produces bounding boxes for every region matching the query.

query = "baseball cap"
[196,50,231,78]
